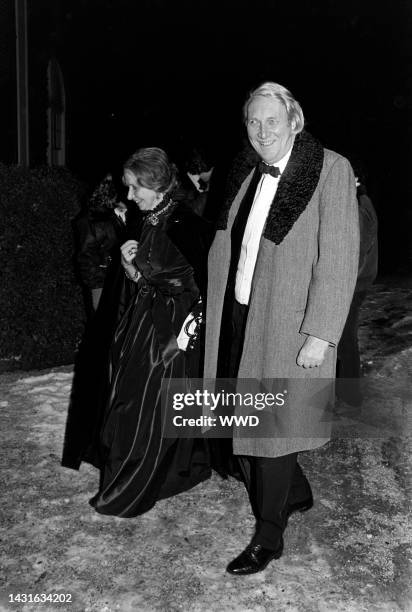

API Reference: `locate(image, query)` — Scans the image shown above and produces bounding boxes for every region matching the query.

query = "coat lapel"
[216,131,324,245]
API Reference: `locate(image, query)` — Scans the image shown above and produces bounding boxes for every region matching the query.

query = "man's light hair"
[243,82,305,133]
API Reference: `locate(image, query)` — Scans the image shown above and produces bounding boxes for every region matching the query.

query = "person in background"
[74,173,129,316]
[62,173,140,471]
[172,145,215,217]
[182,146,214,216]
[336,163,378,406]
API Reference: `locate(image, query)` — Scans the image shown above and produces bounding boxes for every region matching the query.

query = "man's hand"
[296,335,330,368]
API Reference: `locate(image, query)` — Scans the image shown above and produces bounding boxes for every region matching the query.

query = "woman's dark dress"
[90,203,211,517]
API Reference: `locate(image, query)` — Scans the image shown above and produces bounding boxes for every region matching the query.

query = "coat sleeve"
[300,156,359,346]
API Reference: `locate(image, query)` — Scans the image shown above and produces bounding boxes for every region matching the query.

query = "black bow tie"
[258,161,281,178]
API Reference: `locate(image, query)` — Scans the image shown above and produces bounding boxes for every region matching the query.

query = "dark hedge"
[0,164,86,370]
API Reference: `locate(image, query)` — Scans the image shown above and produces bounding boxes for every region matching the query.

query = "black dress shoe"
[226,539,284,575]
[286,495,313,520]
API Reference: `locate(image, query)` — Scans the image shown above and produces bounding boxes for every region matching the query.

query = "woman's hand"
[120,240,139,267]
[120,240,141,282]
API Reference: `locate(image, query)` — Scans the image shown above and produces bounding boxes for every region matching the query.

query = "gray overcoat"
[204,134,359,457]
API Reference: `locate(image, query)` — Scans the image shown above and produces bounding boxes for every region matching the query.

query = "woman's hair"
[243,81,305,133]
[123,147,177,193]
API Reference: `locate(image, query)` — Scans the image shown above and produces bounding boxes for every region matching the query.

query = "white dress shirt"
[235,148,293,305]
[114,206,127,224]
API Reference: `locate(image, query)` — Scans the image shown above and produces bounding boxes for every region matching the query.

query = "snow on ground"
[0,278,411,612]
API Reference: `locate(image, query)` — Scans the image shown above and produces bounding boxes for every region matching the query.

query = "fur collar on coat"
[216,130,324,244]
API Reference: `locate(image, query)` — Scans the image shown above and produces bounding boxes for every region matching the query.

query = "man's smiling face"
[246,95,296,164]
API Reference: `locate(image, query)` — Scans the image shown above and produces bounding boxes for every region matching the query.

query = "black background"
[28,0,412,271]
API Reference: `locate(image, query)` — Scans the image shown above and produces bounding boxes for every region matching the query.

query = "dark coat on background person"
[336,184,378,403]
[73,171,131,315]
[354,185,378,292]
[204,132,360,458]
[74,208,128,290]
[174,172,209,217]
[62,206,141,470]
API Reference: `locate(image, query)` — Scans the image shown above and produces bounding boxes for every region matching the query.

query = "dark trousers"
[217,299,249,379]
[219,299,313,549]
[238,454,312,549]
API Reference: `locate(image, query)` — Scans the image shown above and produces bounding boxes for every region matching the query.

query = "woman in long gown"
[89,147,211,517]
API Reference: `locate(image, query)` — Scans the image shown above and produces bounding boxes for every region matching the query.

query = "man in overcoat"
[204,82,360,575]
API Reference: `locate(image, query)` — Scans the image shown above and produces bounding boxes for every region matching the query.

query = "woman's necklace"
[145,198,175,226]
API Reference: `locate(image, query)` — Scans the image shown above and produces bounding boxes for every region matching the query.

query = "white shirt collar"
[114,206,127,222]
[268,144,293,176]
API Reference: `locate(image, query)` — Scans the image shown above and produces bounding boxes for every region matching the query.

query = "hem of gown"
[89,468,212,518]
[61,451,102,471]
